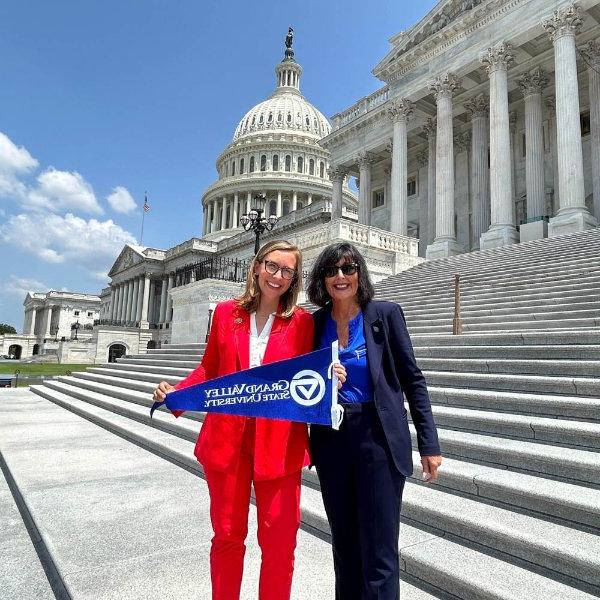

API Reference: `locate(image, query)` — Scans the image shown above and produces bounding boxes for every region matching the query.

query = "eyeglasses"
[323,263,359,278]
[263,260,296,280]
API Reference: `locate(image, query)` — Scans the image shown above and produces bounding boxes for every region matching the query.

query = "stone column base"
[480,225,519,250]
[426,238,463,260]
[548,208,598,238]
[519,220,548,243]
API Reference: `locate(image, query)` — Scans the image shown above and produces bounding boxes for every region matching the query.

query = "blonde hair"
[236,240,302,318]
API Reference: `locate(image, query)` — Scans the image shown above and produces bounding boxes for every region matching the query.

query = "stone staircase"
[3,227,600,599]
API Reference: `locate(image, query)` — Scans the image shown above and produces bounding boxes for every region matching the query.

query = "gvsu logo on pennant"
[289,370,326,406]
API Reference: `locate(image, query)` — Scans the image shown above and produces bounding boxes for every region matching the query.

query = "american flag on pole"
[143,195,150,212]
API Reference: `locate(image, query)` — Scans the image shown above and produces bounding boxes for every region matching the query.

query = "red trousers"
[204,419,302,600]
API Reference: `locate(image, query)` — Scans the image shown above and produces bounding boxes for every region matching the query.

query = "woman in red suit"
[153,240,318,600]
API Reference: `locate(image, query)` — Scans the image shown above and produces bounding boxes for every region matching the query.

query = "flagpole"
[140,191,147,245]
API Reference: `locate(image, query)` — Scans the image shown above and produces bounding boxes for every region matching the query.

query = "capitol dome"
[201,30,356,241]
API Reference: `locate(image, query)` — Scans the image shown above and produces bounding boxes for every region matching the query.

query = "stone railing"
[332,86,390,130]
[165,238,218,259]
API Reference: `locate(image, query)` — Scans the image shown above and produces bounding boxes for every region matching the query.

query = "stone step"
[408,318,600,334]
[23,386,600,597]
[416,344,600,359]
[116,356,199,369]
[423,370,600,396]
[418,357,600,377]
[428,386,600,421]
[135,352,203,361]
[103,362,193,377]
[425,404,600,449]
[404,299,600,320]
[420,426,600,484]
[74,369,175,391]
[410,330,600,346]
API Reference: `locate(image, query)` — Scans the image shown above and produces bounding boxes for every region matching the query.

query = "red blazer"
[174,299,315,480]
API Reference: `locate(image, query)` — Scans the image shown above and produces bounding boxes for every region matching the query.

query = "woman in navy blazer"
[307,242,442,600]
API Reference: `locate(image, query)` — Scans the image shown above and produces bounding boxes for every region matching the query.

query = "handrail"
[452,274,462,335]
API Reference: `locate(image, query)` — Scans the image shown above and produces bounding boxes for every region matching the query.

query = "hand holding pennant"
[150,342,344,429]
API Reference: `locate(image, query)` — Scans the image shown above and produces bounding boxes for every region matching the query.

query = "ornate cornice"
[518,67,549,97]
[480,42,515,75]
[428,72,462,101]
[542,3,583,43]
[387,98,414,123]
[421,117,437,138]
[356,151,377,169]
[464,93,489,118]
[580,40,600,68]
[327,166,349,182]
[454,131,472,152]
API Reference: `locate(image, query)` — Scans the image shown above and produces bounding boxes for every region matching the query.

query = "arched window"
[252,115,256,126]
[287,112,292,124]
[272,154,279,171]
[259,114,264,124]
[297,201,304,210]
[309,159,315,175]
[297,156,304,173]
[278,112,283,122]
[249,156,255,172]
[268,112,273,123]
[319,162,325,178]
[314,118,318,130]
[282,200,291,216]
[269,199,277,216]
[231,161,236,176]
[240,158,245,173]
[305,116,310,127]
[285,155,291,172]
[225,162,229,176]
[260,155,267,171]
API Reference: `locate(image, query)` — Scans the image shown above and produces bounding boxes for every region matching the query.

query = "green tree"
[0,323,17,335]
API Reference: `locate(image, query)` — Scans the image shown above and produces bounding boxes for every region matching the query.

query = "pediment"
[108,244,144,277]
[373,0,487,80]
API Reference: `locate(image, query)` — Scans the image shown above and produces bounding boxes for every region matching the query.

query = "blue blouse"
[319,311,373,404]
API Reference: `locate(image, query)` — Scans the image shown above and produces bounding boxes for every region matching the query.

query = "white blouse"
[249,312,276,368]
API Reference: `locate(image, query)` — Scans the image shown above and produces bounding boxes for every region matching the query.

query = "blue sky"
[0,0,437,330]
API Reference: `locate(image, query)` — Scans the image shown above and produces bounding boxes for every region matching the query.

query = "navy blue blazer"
[312,300,441,477]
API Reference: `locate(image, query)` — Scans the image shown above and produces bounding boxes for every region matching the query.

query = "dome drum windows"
[240,158,245,173]
[249,156,255,173]
[309,159,315,175]
[272,154,279,171]
[260,155,267,172]
[285,155,291,172]
[297,156,304,173]
[231,161,236,176]
[319,162,325,178]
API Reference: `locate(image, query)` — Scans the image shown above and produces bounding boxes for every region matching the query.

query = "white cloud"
[0,212,136,274]
[106,186,137,214]
[0,275,49,298]
[26,167,102,214]
[0,132,38,202]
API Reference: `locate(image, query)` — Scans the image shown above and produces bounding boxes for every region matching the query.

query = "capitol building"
[4,0,600,364]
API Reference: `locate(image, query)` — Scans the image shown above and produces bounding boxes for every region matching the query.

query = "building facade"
[322,0,600,260]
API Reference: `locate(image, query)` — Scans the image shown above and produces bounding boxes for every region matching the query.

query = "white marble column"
[159,278,168,324]
[582,40,600,219]
[115,285,122,323]
[166,275,174,324]
[480,43,519,249]
[426,73,462,259]
[204,203,211,235]
[465,94,490,249]
[45,306,52,337]
[140,275,151,328]
[277,191,283,217]
[221,196,228,230]
[292,191,298,212]
[135,276,143,323]
[232,193,239,228]
[31,307,38,335]
[388,98,414,236]
[422,118,437,246]
[307,193,312,205]
[147,280,156,325]
[246,191,252,214]
[329,166,347,220]
[211,199,218,232]
[123,281,132,324]
[543,4,597,235]
[119,283,127,323]
[545,98,559,216]
[416,151,429,257]
[130,279,139,323]
[519,68,549,239]
[357,151,374,226]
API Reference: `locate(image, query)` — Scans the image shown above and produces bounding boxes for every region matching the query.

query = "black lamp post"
[240,194,278,255]
[73,320,80,341]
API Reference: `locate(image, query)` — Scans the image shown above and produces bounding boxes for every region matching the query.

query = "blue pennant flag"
[150,342,344,429]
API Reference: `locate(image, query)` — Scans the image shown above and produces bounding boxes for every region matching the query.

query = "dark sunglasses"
[323,263,359,278]
[263,260,296,280]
